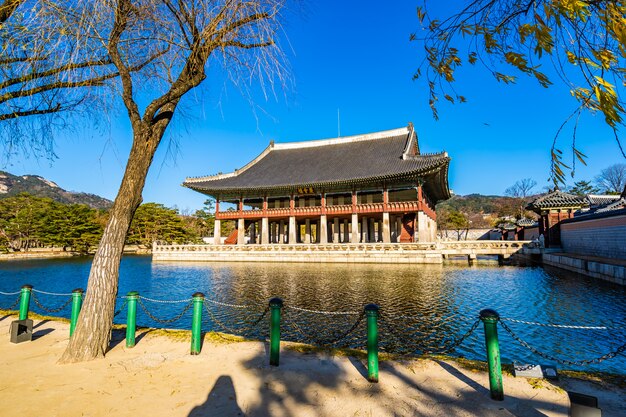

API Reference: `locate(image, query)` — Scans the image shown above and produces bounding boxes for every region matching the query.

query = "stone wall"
[522,227,539,241]
[543,253,625,286]
[560,209,626,259]
[438,228,491,241]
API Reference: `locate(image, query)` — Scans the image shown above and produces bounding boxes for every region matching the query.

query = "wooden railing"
[216,201,435,219]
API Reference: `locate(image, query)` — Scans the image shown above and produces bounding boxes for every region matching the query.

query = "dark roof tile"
[185,126,451,202]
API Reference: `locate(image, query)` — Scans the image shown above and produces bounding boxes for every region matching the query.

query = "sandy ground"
[0,315,624,417]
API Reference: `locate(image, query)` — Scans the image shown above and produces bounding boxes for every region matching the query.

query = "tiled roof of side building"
[184,125,452,203]
[586,194,621,206]
[527,190,589,210]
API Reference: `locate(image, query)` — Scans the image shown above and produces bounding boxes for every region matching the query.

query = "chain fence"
[282,306,366,348]
[202,300,269,341]
[0,290,22,311]
[31,292,73,314]
[113,299,128,317]
[2,284,625,371]
[377,311,481,355]
[499,319,626,366]
[137,298,193,324]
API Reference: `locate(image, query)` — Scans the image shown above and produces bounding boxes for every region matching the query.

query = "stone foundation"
[542,253,625,286]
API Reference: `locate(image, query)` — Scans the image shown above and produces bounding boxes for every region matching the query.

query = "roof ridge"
[273,126,410,150]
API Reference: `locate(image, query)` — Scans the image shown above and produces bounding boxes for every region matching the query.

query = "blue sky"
[3,1,623,212]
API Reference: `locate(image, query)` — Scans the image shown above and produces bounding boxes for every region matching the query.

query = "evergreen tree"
[570,180,599,196]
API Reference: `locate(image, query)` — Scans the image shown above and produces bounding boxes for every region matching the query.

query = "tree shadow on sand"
[187,341,351,417]
[187,341,571,417]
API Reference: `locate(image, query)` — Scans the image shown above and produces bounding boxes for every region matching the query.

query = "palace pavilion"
[184,124,451,245]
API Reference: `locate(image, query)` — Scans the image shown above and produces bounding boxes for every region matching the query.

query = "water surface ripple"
[1,256,624,374]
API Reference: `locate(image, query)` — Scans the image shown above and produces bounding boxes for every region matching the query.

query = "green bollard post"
[69,288,84,337]
[269,297,283,366]
[480,309,504,401]
[18,284,33,320]
[365,304,380,383]
[190,292,205,355]
[125,291,139,348]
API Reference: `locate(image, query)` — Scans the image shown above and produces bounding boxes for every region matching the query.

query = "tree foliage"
[0,193,104,253]
[0,194,205,253]
[414,0,626,183]
[127,202,198,245]
[570,179,599,195]
[437,207,470,240]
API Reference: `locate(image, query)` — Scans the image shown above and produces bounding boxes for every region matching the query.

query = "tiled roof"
[517,218,538,227]
[596,198,626,213]
[586,194,620,206]
[185,125,451,203]
[527,190,588,210]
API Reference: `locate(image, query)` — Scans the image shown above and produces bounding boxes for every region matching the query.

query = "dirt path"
[0,315,623,417]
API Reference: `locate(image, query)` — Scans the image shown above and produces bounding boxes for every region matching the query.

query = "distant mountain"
[0,171,112,209]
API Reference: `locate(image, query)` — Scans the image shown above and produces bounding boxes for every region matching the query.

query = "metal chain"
[32,289,73,296]
[0,290,21,296]
[285,305,362,316]
[500,317,621,330]
[393,313,477,323]
[138,295,191,304]
[377,313,480,355]
[499,320,626,366]
[423,319,481,355]
[203,297,257,309]
[284,310,365,347]
[137,299,193,324]
[31,293,73,313]
[203,302,269,335]
[113,299,128,317]
[2,296,20,311]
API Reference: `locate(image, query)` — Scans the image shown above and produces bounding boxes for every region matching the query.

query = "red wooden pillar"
[417,184,423,211]
[351,191,357,213]
[383,188,389,212]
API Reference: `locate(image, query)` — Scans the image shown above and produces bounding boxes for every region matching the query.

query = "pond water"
[1,256,624,374]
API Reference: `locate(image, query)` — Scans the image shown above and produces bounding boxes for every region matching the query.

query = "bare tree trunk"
[60,127,161,363]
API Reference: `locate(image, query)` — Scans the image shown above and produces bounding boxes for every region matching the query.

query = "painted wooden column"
[261,217,269,244]
[394,215,400,242]
[382,212,391,243]
[237,218,245,245]
[213,219,221,245]
[383,188,389,212]
[318,193,327,244]
[249,222,257,244]
[362,216,369,243]
[289,216,296,244]
[333,218,340,243]
[305,219,312,244]
[351,214,359,243]
[279,220,285,244]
